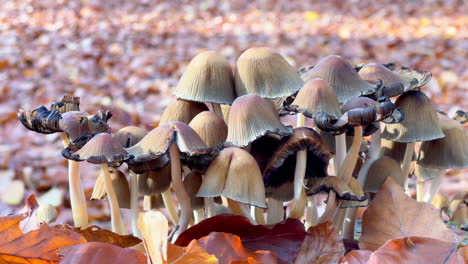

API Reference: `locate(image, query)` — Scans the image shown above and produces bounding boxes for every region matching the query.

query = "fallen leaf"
[59,242,146,264]
[294,221,345,264]
[197,232,277,264]
[459,246,468,262]
[175,214,307,264]
[339,250,372,264]
[52,224,141,248]
[168,241,218,263]
[367,237,464,264]
[359,177,462,250]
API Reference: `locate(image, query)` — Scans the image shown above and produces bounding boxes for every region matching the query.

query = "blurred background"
[0,0,466,225]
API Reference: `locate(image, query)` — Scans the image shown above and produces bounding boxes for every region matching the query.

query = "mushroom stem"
[423,171,444,202]
[211,103,223,119]
[161,190,179,226]
[305,196,318,229]
[143,195,152,210]
[193,208,205,224]
[290,113,308,219]
[401,142,416,194]
[266,198,284,224]
[416,174,425,202]
[338,126,363,183]
[253,207,265,225]
[318,191,337,223]
[227,198,256,223]
[204,197,215,218]
[169,144,192,241]
[68,160,88,229]
[289,188,307,219]
[101,163,127,235]
[334,133,347,173]
[129,171,141,237]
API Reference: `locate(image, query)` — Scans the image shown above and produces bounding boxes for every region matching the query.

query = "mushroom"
[182,172,204,224]
[416,118,468,202]
[125,121,215,240]
[174,51,235,117]
[299,55,380,104]
[234,47,303,102]
[362,157,405,193]
[91,169,131,209]
[196,147,267,223]
[142,194,165,211]
[62,133,128,235]
[382,90,445,197]
[160,99,209,125]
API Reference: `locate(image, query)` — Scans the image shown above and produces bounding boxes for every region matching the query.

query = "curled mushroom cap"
[300,55,379,103]
[114,126,147,148]
[382,90,444,143]
[196,147,267,208]
[226,94,293,147]
[62,133,127,167]
[417,119,468,169]
[59,111,92,141]
[234,47,303,99]
[263,127,332,193]
[137,164,171,195]
[363,157,405,193]
[358,63,414,96]
[126,121,215,173]
[160,99,209,125]
[51,96,80,114]
[175,51,235,105]
[18,106,63,134]
[281,78,341,118]
[306,176,367,202]
[189,111,228,148]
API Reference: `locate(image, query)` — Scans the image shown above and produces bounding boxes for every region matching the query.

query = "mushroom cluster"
[18,48,466,243]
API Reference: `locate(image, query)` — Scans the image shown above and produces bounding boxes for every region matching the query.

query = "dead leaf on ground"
[359,177,463,251]
[167,241,218,264]
[52,224,141,248]
[367,237,464,264]
[339,250,372,264]
[197,232,277,264]
[175,214,307,264]
[294,221,344,264]
[59,242,146,264]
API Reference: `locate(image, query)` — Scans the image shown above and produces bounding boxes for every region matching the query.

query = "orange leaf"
[167,240,218,263]
[59,242,146,264]
[339,250,372,264]
[359,177,462,251]
[197,232,277,264]
[294,221,345,264]
[367,237,464,264]
[52,224,141,248]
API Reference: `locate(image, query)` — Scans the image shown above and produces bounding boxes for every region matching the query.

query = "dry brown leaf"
[59,242,146,264]
[338,250,372,264]
[367,237,464,264]
[137,211,168,264]
[459,245,468,262]
[359,177,462,250]
[294,221,345,264]
[52,224,141,248]
[197,232,277,264]
[167,240,218,264]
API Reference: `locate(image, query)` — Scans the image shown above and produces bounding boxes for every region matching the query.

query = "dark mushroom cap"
[160,99,209,125]
[91,169,130,209]
[281,78,341,118]
[234,47,304,99]
[189,111,228,148]
[87,110,112,134]
[380,138,416,163]
[59,111,91,141]
[226,94,293,147]
[137,164,171,195]
[18,106,63,134]
[394,65,432,88]
[417,119,468,169]
[126,121,216,173]
[382,90,445,143]
[175,51,235,105]
[358,63,413,96]
[62,133,127,167]
[363,157,405,193]
[306,176,367,202]
[51,96,80,113]
[263,127,332,190]
[196,147,267,208]
[114,126,147,148]
[300,55,379,103]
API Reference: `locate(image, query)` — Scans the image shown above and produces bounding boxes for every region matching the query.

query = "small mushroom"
[62,133,128,235]
[91,169,130,209]
[189,111,228,148]
[363,157,405,193]
[182,172,204,224]
[160,99,209,125]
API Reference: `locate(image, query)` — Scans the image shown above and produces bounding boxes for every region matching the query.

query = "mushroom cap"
[18,106,63,134]
[189,111,228,148]
[414,163,443,181]
[380,138,416,163]
[306,176,367,202]
[234,47,303,99]
[226,94,293,147]
[300,55,378,103]
[417,119,468,169]
[363,157,405,193]
[382,90,445,143]
[160,99,209,125]
[394,65,432,88]
[62,133,127,167]
[175,51,235,105]
[263,127,332,190]
[114,126,147,148]
[91,169,130,209]
[51,95,80,113]
[126,121,215,173]
[59,111,91,141]
[137,164,171,195]
[183,172,204,210]
[196,147,267,208]
[283,78,341,118]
